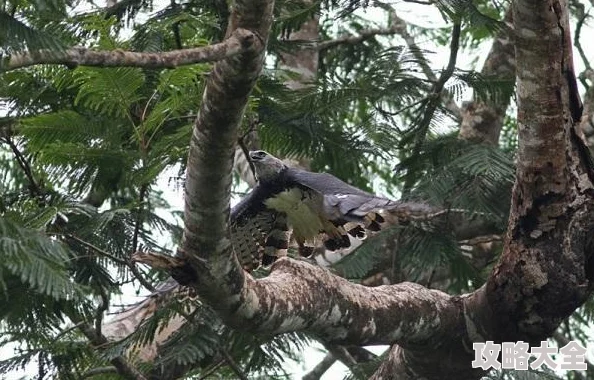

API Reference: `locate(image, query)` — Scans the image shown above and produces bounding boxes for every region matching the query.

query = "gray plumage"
[229,150,438,270]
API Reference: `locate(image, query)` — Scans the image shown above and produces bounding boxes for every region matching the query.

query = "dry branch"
[314,25,405,51]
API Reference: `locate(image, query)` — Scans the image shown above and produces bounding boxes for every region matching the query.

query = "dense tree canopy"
[1,0,594,379]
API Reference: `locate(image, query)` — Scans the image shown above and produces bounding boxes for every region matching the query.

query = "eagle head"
[249,150,287,183]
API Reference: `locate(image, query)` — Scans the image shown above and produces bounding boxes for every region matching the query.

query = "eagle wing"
[230,167,440,270]
[230,186,290,271]
[285,168,439,250]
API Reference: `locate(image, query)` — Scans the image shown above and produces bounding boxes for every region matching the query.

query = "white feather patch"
[264,188,324,241]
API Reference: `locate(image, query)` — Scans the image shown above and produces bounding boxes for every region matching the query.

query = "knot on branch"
[132,251,198,285]
[229,28,263,55]
[568,205,594,288]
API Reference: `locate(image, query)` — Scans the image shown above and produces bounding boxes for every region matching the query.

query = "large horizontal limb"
[168,256,462,346]
[1,28,257,72]
[133,252,485,378]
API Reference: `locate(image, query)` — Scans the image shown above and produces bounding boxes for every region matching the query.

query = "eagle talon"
[298,245,315,257]
[261,253,278,266]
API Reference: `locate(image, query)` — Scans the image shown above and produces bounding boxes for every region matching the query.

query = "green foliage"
[450,70,515,106]
[332,135,514,293]
[0,11,67,57]
[225,330,310,378]
[1,0,583,379]
[0,216,98,379]
[482,368,563,380]
[0,216,82,300]
[72,67,145,118]
[255,46,432,188]
[398,135,514,221]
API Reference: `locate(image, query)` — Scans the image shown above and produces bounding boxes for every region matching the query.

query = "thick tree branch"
[181,258,461,345]
[107,2,594,380]
[480,0,594,344]
[178,0,273,303]
[1,28,257,72]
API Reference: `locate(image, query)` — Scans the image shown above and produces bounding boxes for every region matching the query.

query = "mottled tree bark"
[106,1,594,379]
[580,69,594,145]
[179,0,594,379]
[2,28,257,71]
[374,0,594,377]
[178,0,274,298]
[482,0,594,342]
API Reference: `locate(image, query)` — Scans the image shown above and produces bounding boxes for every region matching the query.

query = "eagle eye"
[249,150,268,161]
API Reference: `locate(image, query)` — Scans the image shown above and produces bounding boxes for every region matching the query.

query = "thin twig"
[131,184,148,253]
[302,353,336,380]
[315,25,404,51]
[59,233,128,265]
[237,118,259,183]
[3,137,42,196]
[82,366,118,378]
[403,21,462,194]
[171,0,184,49]
[95,287,110,338]
[237,138,256,181]
[220,348,249,380]
[402,0,433,4]
[59,232,156,292]
[324,344,369,379]
[51,322,86,343]
[197,360,225,380]
[126,262,156,292]
[37,352,46,380]
[573,4,591,74]
[128,183,159,292]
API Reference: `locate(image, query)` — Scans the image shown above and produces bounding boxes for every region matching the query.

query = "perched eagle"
[229,150,440,270]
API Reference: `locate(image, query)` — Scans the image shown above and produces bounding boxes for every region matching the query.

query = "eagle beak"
[249,150,268,161]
